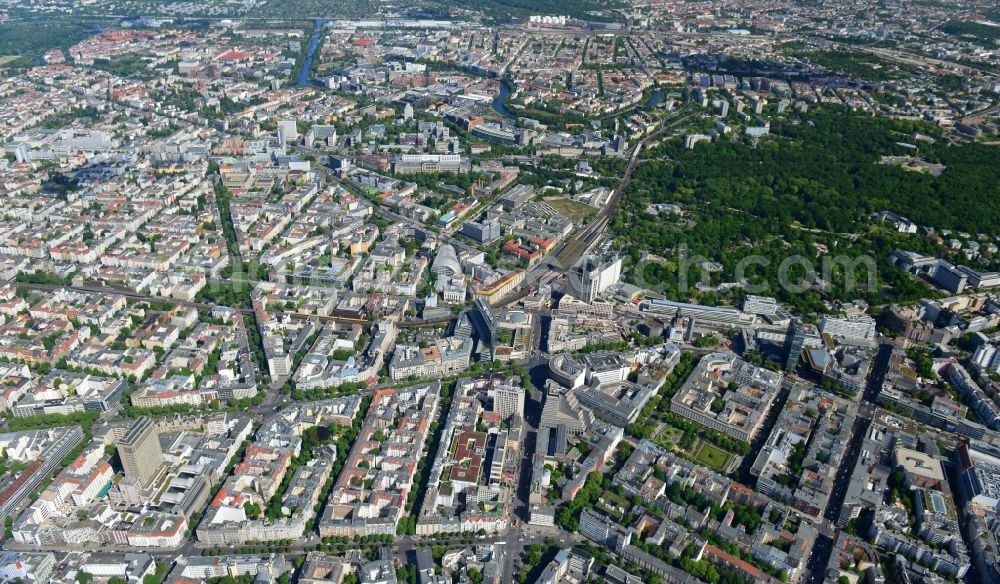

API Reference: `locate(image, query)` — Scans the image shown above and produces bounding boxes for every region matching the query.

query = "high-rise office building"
[784,320,806,372]
[460,219,501,244]
[580,508,632,553]
[974,344,1000,375]
[932,261,968,294]
[492,384,525,421]
[117,416,164,488]
[568,255,622,303]
[277,119,298,147]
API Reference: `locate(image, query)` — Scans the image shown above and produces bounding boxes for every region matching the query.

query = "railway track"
[493,111,697,308]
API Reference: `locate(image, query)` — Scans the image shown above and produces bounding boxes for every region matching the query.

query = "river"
[491,79,514,118]
[297,19,328,87]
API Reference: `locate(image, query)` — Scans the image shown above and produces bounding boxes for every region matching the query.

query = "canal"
[297,19,328,87]
[491,79,514,118]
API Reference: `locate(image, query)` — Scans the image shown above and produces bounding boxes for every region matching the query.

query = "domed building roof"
[432,244,461,278]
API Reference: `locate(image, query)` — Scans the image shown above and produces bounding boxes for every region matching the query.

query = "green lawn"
[693,443,732,472]
[654,426,683,450]
[544,197,597,223]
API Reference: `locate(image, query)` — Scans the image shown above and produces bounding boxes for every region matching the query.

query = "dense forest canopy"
[0,21,96,67]
[627,106,999,236]
[613,106,997,312]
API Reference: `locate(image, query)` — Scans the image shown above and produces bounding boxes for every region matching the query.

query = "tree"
[243,501,262,520]
[614,105,1000,314]
[76,573,94,584]
[143,561,169,584]
[554,472,603,531]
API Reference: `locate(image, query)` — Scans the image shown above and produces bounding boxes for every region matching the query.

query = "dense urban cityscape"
[0,0,999,582]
